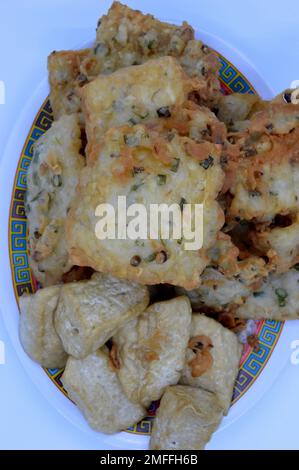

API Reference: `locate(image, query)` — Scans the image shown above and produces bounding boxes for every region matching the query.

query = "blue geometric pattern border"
[232,320,282,403]
[219,55,255,94]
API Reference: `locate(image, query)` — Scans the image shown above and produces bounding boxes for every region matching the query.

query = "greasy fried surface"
[222,90,297,133]
[180,314,242,413]
[66,122,225,289]
[54,272,149,358]
[47,2,220,121]
[81,56,194,153]
[48,49,90,119]
[236,268,299,320]
[82,1,220,106]
[250,213,299,273]
[176,234,267,310]
[226,103,299,222]
[150,385,223,450]
[177,267,253,311]
[19,286,67,369]
[26,114,84,286]
[113,297,192,407]
[61,349,146,433]
[216,92,262,129]
[87,1,194,76]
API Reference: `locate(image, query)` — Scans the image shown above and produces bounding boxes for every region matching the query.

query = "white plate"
[0,25,296,449]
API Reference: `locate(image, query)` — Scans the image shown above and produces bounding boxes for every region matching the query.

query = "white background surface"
[0,0,299,450]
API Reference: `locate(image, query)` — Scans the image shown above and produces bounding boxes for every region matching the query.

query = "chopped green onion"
[144,252,157,263]
[147,40,156,50]
[249,190,261,197]
[52,174,62,187]
[30,191,43,203]
[157,107,171,118]
[170,158,180,173]
[157,174,167,185]
[253,291,264,297]
[133,111,150,120]
[128,117,138,126]
[32,172,39,186]
[131,181,144,191]
[275,288,288,307]
[32,149,40,164]
[200,155,214,169]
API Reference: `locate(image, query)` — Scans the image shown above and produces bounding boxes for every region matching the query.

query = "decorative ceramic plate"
[0,30,294,448]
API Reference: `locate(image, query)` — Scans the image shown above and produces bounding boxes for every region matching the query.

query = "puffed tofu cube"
[61,349,146,433]
[180,314,242,413]
[113,296,192,407]
[150,385,223,450]
[54,272,149,358]
[19,286,67,369]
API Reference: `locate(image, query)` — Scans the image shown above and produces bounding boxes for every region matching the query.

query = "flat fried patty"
[66,121,225,289]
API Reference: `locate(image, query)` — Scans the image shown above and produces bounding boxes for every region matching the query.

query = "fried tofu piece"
[81,1,220,105]
[26,114,84,286]
[19,286,67,368]
[48,49,90,119]
[180,314,242,413]
[81,56,196,153]
[113,297,192,407]
[226,103,299,222]
[236,268,299,320]
[61,349,146,433]
[250,213,299,274]
[54,272,149,359]
[66,122,224,289]
[150,385,223,450]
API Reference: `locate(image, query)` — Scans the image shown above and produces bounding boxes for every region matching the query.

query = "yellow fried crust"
[47,2,220,121]
[26,114,84,286]
[81,56,196,156]
[48,49,90,119]
[82,1,220,106]
[224,103,299,222]
[66,122,225,289]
